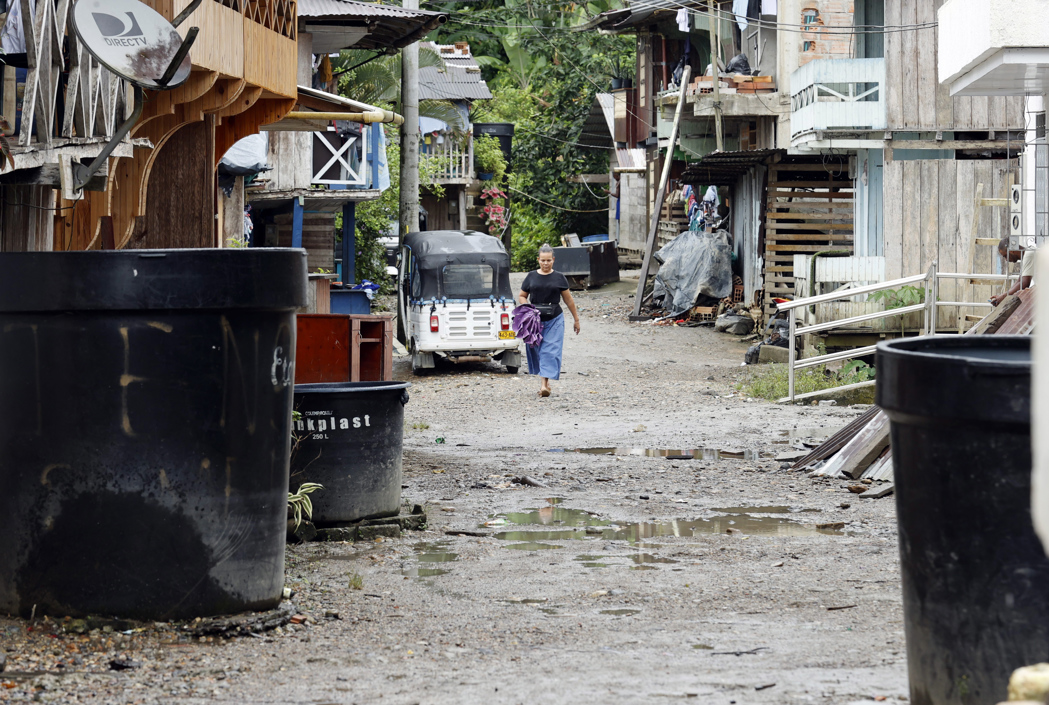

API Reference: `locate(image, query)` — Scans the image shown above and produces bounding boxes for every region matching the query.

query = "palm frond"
[420,100,468,134]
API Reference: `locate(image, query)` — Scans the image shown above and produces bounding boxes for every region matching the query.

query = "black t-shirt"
[522,270,570,321]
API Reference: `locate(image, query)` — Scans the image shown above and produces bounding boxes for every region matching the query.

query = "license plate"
[499,330,516,339]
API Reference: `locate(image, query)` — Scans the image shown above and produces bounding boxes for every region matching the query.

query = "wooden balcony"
[790,58,886,149]
[148,0,298,99]
[423,134,473,185]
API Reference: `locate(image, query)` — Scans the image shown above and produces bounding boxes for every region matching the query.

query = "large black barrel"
[877,335,1042,705]
[0,249,306,620]
[291,382,410,523]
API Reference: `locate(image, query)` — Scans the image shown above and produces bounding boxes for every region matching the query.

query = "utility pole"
[708,0,724,152]
[399,0,420,245]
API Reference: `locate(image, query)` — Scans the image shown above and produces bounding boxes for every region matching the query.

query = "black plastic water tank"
[0,249,307,620]
[877,335,1042,705]
[291,381,410,523]
[473,122,514,171]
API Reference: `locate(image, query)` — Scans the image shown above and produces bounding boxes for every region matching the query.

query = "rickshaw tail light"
[430,314,439,332]
[500,313,510,330]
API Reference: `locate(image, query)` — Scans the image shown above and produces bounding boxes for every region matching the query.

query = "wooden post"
[788,307,796,403]
[342,201,356,285]
[709,0,724,152]
[291,198,304,249]
[631,64,692,318]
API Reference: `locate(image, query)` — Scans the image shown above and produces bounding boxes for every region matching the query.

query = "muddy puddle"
[486,505,844,543]
[402,542,458,578]
[600,609,641,616]
[567,447,767,460]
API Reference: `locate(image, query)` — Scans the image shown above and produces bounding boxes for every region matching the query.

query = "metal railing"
[775,263,1014,403]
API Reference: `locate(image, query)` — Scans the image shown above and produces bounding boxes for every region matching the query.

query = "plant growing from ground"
[474,134,507,182]
[739,362,875,402]
[869,285,930,335]
[288,482,324,530]
[348,572,364,590]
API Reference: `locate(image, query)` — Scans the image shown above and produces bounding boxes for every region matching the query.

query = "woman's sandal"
[539,388,551,398]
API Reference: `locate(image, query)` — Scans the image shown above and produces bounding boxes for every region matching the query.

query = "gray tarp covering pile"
[652,229,732,315]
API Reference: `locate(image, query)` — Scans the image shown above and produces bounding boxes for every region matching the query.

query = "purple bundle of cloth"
[512,303,543,347]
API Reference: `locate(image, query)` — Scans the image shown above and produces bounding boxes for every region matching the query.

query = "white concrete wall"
[939,0,1049,85]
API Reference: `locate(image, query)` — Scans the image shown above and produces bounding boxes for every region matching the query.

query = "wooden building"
[586,0,1024,333]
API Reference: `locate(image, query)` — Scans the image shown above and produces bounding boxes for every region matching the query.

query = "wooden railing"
[423,135,473,183]
[11,0,133,150]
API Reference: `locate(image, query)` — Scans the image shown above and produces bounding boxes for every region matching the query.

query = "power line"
[507,185,608,212]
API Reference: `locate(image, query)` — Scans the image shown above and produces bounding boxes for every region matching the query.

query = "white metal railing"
[423,135,473,182]
[775,263,1015,403]
[790,58,886,139]
[311,128,368,187]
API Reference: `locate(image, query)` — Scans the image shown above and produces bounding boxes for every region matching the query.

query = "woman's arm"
[518,289,529,305]
[561,289,581,334]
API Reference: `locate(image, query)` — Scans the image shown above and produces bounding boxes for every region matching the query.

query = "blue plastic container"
[582,234,609,243]
[330,289,371,314]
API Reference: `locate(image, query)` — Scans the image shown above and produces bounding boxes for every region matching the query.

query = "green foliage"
[348,572,364,590]
[288,483,324,530]
[740,360,875,401]
[840,359,876,383]
[868,285,927,309]
[509,201,559,270]
[432,2,634,236]
[334,48,467,132]
[473,134,507,180]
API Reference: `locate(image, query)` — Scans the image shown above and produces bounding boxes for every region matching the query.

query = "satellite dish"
[65,0,202,192]
[71,0,200,90]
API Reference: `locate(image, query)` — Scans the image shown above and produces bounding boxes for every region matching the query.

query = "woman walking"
[518,244,580,397]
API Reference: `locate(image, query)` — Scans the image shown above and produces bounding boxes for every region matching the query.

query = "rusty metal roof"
[299,0,448,52]
[680,148,784,185]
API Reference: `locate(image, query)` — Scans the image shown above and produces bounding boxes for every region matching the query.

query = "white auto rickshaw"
[398,231,522,375]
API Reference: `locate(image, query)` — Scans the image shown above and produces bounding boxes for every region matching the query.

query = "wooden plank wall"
[276,212,334,272]
[885,0,1024,131]
[883,157,1016,328]
[0,185,55,251]
[131,120,216,249]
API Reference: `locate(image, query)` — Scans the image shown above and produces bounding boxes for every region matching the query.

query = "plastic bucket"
[0,249,307,619]
[877,335,1042,705]
[291,381,410,523]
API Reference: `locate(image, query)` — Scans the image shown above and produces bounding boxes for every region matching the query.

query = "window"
[442,264,494,298]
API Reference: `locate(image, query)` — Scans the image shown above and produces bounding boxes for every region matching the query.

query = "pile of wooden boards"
[790,287,1037,493]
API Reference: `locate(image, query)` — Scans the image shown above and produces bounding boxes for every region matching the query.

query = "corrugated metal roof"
[577,93,615,148]
[615,148,646,171]
[299,0,448,52]
[681,148,784,185]
[299,0,439,19]
[419,66,492,101]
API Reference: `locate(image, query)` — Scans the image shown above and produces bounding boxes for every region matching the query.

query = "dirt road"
[0,276,908,704]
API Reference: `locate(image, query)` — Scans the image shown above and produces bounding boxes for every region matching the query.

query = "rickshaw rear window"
[442,264,494,298]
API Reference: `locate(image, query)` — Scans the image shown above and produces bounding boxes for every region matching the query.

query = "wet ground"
[0,273,908,704]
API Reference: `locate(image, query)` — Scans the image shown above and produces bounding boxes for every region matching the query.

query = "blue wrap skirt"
[526,313,564,380]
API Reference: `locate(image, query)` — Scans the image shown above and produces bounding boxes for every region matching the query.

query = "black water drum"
[0,249,306,620]
[291,382,410,523]
[877,335,1043,705]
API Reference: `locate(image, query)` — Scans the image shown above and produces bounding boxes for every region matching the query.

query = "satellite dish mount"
[68,0,203,193]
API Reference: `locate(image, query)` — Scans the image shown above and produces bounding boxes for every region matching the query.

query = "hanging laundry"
[676,7,690,33]
[761,0,777,15]
[732,0,748,31]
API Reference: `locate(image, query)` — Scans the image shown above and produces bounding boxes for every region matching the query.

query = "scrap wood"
[861,447,893,482]
[814,413,891,480]
[791,406,879,471]
[969,294,1022,335]
[994,286,1036,335]
[183,601,296,637]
